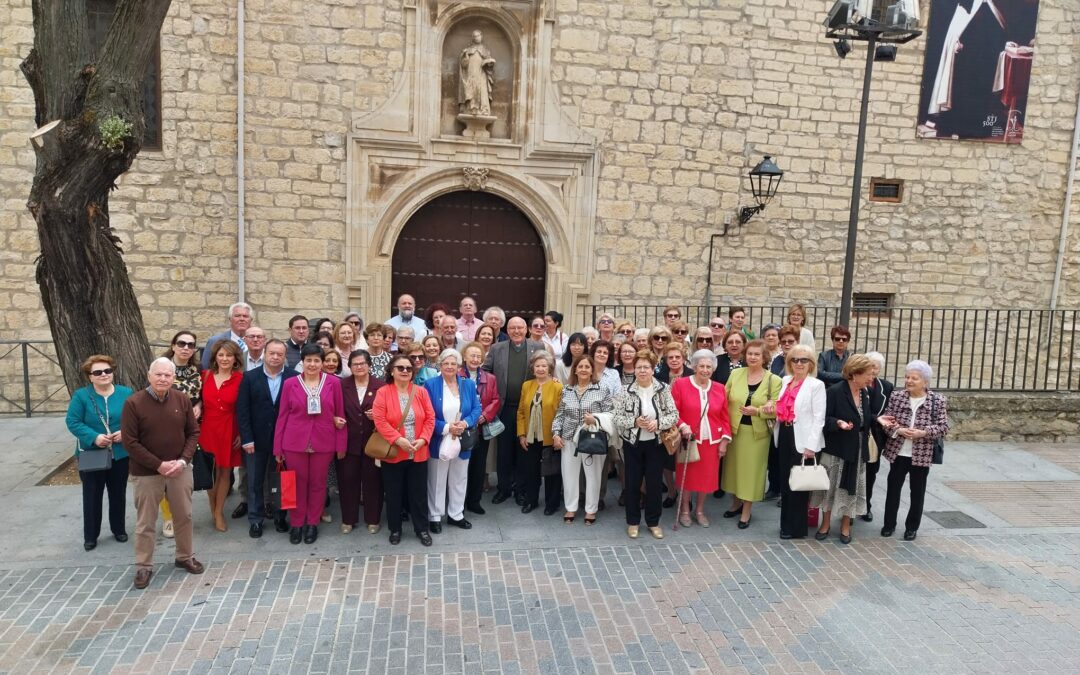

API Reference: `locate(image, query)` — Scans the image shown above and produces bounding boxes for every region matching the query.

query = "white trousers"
[428,455,469,521]
[561,439,606,514]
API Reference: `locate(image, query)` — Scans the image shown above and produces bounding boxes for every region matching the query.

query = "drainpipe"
[1050,86,1080,310]
[236,0,246,302]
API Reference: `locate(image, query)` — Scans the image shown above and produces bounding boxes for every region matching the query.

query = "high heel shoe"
[738,515,751,530]
[563,513,575,524]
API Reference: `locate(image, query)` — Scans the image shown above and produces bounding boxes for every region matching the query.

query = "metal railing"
[581,306,1080,392]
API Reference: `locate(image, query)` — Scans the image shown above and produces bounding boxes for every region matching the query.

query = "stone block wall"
[946,391,1080,442]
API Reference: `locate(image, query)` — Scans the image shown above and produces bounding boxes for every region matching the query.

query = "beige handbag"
[868,434,879,463]
[788,455,830,492]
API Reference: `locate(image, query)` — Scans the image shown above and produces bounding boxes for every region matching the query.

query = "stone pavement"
[2,417,1080,673]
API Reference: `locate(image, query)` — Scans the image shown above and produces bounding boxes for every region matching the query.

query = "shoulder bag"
[364,387,416,460]
[930,394,945,465]
[675,395,709,465]
[788,455,830,492]
[192,444,216,491]
[76,388,113,472]
[575,426,608,456]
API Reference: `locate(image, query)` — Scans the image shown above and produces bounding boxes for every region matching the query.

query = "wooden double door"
[391,191,546,318]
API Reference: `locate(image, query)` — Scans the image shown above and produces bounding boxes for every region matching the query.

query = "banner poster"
[916,0,1040,144]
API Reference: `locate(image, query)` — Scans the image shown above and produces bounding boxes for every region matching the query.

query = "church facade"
[0,0,1078,341]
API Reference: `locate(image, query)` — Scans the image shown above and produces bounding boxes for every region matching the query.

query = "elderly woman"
[528,316,547,344]
[862,351,894,523]
[670,350,733,527]
[615,321,636,342]
[712,330,746,385]
[817,325,851,386]
[772,345,826,540]
[723,340,782,529]
[773,326,800,376]
[339,349,385,534]
[374,353,437,546]
[313,318,335,337]
[483,306,508,343]
[364,322,391,379]
[581,326,599,350]
[646,325,673,362]
[657,341,692,384]
[201,339,245,532]
[421,334,442,367]
[423,349,481,533]
[462,341,501,515]
[615,341,639,387]
[670,320,691,346]
[273,344,347,545]
[614,349,678,539]
[322,350,343,376]
[395,325,415,355]
[516,351,564,514]
[708,317,727,353]
[693,327,715,356]
[595,313,617,343]
[591,340,621,397]
[542,310,568,357]
[425,303,452,334]
[555,332,588,384]
[761,324,781,364]
[811,355,876,544]
[553,355,614,525]
[66,354,133,551]
[878,360,949,541]
[633,328,649,351]
[343,312,369,350]
[787,303,816,350]
[332,322,358,363]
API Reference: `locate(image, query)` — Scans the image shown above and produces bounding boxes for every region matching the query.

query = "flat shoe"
[662,497,676,508]
[389,531,401,545]
[231,503,248,519]
[367,524,381,534]
[738,516,751,530]
[627,525,639,539]
[320,512,332,523]
[678,513,692,528]
[648,527,664,540]
[340,524,353,534]
[84,541,97,551]
[860,511,874,522]
[114,533,128,543]
[163,520,174,538]
[447,517,472,529]
[695,513,710,528]
[303,525,318,544]
[174,557,205,574]
[133,569,152,590]
[903,530,917,541]
[418,531,433,547]
[722,508,742,519]
[521,503,536,514]
[880,527,894,537]
[289,527,302,544]
[815,529,830,541]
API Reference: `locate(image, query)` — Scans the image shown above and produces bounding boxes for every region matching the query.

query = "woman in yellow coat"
[516,351,565,515]
[722,340,782,529]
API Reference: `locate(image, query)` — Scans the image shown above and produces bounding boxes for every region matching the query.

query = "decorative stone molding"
[462,166,489,191]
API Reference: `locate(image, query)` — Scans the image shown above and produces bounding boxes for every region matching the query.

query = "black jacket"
[710,354,742,385]
[822,381,873,464]
[866,377,894,455]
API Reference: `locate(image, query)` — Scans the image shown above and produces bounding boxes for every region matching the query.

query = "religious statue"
[458,30,496,117]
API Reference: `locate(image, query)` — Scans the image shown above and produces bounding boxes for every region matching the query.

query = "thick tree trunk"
[22,0,173,393]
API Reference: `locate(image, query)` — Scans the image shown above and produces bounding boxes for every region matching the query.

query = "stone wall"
[0,0,1079,345]
[945,390,1080,442]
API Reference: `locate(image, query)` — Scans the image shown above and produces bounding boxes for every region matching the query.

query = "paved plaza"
[2,418,1079,674]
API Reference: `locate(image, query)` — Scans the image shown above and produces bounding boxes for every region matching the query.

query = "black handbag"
[76,387,114,472]
[575,427,608,456]
[460,425,480,453]
[191,445,215,491]
[930,395,945,465]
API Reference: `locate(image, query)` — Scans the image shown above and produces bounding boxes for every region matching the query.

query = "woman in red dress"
[201,340,244,532]
[671,349,732,528]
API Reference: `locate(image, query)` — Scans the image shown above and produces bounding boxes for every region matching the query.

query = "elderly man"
[483,306,509,342]
[243,326,266,371]
[285,315,309,369]
[438,315,466,351]
[202,302,253,370]
[709,316,727,353]
[478,316,545,508]
[385,293,429,341]
[456,296,482,343]
[121,357,203,590]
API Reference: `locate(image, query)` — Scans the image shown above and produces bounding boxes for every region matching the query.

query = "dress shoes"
[133,569,152,590]
[738,516,751,530]
[174,557,205,574]
[880,527,894,537]
[648,526,664,540]
[722,509,742,519]
[815,529,830,541]
[114,532,128,543]
[712,489,725,499]
[447,517,472,530]
[543,504,559,516]
[303,525,318,544]
[249,522,263,539]
[903,530,917,541]
[515,493,526,506]
[389,531,402,545]
[289,527,303,544]
[860,511,874,522]
[84,540,97,551]
[417,531,433,547]
[627,525,640,539]
[231,502,248,519]
[839,532,852,545]
[779,533,794,540]
[491,492,511,505]
[429,521,443,534]
[662,497,676,509]
[275,517,290,533]
[521,503,536,514]
[367,524,381,534]
[465,503,486,515]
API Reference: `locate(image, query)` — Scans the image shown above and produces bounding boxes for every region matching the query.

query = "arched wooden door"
[391,191,546,317]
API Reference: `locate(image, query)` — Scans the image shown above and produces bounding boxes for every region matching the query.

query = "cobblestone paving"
[2,533,1078,674]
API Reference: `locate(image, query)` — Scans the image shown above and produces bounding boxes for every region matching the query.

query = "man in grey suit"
[201,302,253,370]
[475,316,544,510]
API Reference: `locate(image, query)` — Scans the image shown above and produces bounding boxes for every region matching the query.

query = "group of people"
[66,296,949,589]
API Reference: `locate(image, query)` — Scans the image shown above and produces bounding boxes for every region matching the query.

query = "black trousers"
[623,438,665,527]
[244,445,277,525]
[495,403,520,496]
[465,437,489,510]
[865,459,880,512]
[883,456,930,533]
[382,460,428,535]
[544,469,562,509]
[766,437,783,494]
[80,457,129,543]
[777,425,809,538]
[519,441,544,507]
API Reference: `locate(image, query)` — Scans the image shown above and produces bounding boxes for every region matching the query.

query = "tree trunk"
[22,0,174,393]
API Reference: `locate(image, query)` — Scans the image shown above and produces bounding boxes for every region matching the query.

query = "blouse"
[173,362,202,405]
[631,383,657,441]
[776,378,804,423]
[691,379,713,442]
[899,396,926,458]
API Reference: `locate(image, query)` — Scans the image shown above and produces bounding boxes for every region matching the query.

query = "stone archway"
[391,191,546,317]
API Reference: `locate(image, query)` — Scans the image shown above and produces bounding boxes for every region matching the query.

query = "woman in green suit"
[722,340,782,529]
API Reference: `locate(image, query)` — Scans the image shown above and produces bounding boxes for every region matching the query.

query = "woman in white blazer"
[768,344,826,540]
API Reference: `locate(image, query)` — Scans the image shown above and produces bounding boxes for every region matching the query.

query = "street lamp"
[737,155,784,226]
[824,1,921,325]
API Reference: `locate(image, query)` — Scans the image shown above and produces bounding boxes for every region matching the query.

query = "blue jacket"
[423,375,481,459]
[201,330,238,370]
[66,385,134,459]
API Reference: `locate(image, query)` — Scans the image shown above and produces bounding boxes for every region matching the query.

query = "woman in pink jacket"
[274,344,347,545]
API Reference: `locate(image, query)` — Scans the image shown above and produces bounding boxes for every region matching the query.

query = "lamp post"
[824,1,921,325]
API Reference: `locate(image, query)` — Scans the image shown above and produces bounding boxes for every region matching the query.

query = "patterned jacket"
[552,382,613,440]
[880,389,949,468]
[612,379,679,445]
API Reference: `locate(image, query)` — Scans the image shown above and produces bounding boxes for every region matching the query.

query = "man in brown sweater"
[121,357,204,589]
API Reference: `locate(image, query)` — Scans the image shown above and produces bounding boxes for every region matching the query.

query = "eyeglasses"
[350,361,369,368]
[652,336,670,342]
[833,336,850,342]
[393,365,414,373]
[532,324,544,330]
[664,313,680,319]
[175,340,196,349]
[90,368,114,376]
[790,357,811,365]
[780,339,797,346]
[246,335,265,341]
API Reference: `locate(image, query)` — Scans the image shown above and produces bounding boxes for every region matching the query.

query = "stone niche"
[440,18,516,139]
[346,0,599,322]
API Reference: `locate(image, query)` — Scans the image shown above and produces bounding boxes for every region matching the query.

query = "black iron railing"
[581,306,1080,392]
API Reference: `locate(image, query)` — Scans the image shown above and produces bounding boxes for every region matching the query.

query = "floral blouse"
[173,362,202,405]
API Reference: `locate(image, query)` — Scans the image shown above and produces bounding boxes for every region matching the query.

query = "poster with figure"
[916,0,1040,144]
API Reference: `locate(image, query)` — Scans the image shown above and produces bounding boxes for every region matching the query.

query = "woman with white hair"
[862,351,894,523]
[423,349,482,533]
[877,360,949,541]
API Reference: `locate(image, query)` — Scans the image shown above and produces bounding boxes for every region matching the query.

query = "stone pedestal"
[457,113,497,138]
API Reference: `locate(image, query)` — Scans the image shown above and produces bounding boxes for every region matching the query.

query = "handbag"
[364,387,416,460]
[929,395,945,465]
[676,400,709,464]
[270,469,297,511]
[440,436,462,461]
[660,426,682,456]
[459,425,480,453]
[191,445,216,491]
[76,388,114,472]
[575,426,608,456]
[788,455,830,492]
[540,445,560,477]
[482,416,505,440]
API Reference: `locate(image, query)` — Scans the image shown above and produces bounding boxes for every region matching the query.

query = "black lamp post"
[824,1,921,325]
[737,155,784,227]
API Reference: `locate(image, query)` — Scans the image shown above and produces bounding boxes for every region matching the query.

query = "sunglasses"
[348,320,362,326]
[175,340,196,349]
[790,357,812,365]
[695,337,712,343]
[393,365,414,373]
[532,324,544,330]
[652,336,670,342]
[619,329,633,335]
[833,336,850,342]
[598,319,614,325]
[90,368,114,376]
[408,355,426,361]
[709,323,725,328]
[781,339,797,346]
[673,329,688,336]
[664,313,680,319]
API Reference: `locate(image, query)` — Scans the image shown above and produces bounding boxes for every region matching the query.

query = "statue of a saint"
[458,30,496,117]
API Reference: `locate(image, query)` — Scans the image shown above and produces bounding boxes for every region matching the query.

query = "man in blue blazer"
[236,339,298,537]
[201,302,253,370]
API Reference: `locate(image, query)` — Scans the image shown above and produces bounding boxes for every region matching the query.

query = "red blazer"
[372,383,435,464]
[670,377,733,443]
[463,368,501,426]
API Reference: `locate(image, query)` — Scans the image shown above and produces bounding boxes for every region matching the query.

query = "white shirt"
[441,385,461,436]
[692,379,713,443]
[900,396,927,458]
[543,331,569,359]
[245,353,264,371]
[632,383,657,441]
[353,383,368,406]
[385,315,429,341]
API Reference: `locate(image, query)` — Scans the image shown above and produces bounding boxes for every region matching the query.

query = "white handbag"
[440,436,461,461]
[788,455,830,492]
